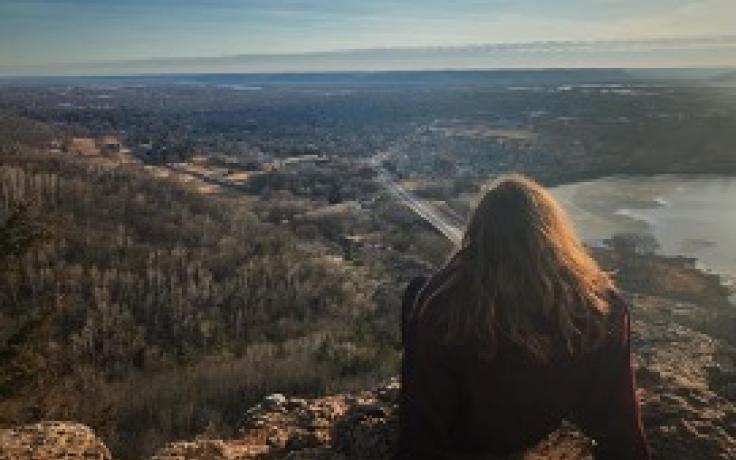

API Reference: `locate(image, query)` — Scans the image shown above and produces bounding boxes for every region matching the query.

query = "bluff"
[1,292,735,460]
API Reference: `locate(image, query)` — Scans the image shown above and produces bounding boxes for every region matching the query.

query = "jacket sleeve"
[396,294,461,460]
[572,304,651,460]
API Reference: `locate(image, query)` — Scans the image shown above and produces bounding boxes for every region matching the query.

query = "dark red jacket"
[397,275,650,460]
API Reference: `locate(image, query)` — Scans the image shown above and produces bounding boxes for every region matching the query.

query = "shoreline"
[548,173,736,303]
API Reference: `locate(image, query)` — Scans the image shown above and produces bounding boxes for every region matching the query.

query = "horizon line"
[3,34,735,78]
[22,34,736,67]
[3,66,735,81]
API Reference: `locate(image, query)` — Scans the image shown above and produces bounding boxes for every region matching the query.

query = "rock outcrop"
[151,380,593,460]
[0,421,111,460]
[632,295,736,460]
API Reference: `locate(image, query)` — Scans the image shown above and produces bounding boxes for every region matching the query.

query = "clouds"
[3,35,735,76]
[1,0,735,72]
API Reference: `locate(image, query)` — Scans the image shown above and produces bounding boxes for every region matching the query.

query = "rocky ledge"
[0,421,111,460]
[1,294,735,460]
[150,379,593,460]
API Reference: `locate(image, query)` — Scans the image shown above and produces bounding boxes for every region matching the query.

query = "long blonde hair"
[418,174,613,361]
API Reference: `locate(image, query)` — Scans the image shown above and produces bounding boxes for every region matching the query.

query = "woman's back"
[397,175,650,460]
[400,275,647,459]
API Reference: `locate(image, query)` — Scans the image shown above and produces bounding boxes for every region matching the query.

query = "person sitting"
[397,174,650,460]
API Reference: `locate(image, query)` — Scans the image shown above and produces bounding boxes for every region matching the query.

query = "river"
[551,175,736,296]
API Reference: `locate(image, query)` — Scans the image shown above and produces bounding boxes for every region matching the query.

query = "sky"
[1,0,736,75]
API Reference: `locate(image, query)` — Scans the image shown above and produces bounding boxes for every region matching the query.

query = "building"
[96,136,123,154]
[64,138,98,156]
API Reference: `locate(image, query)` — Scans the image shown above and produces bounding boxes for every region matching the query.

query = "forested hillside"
[0,115,400,458]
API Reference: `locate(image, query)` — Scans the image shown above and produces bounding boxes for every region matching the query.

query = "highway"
[376,169,464,245]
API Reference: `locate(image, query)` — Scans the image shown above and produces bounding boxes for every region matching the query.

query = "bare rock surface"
[632,295,736,460]
[150,380,593,460]
[0,421,111,460]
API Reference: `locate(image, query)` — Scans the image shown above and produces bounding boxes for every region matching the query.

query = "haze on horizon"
[1,0,736,76]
